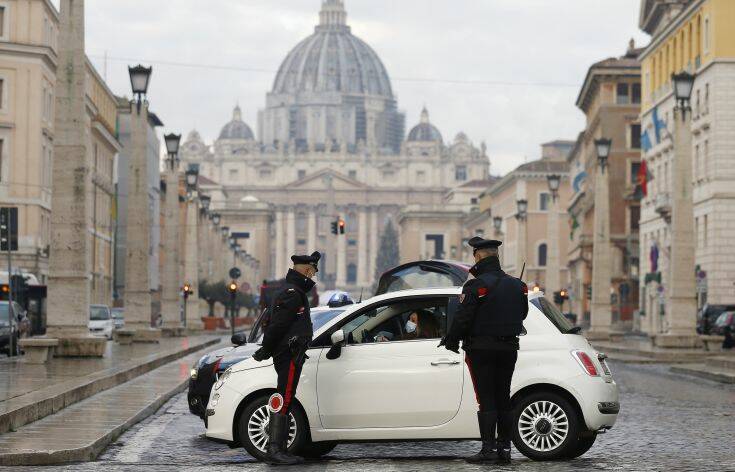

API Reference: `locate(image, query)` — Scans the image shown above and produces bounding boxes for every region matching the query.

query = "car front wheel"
[238,394,307,462]
[512,391,581,461]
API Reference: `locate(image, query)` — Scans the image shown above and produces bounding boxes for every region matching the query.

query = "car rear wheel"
[237,394,307,461]
[512,391,581,461]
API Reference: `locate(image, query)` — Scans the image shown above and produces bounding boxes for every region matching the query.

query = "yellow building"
[638,0,735,334]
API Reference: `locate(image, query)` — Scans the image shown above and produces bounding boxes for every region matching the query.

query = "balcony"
[654,192,671,222]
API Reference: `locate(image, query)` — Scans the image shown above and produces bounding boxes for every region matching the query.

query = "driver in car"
[440,236,528,465]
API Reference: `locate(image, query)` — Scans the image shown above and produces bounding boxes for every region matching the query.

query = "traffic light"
[331,220,339,235]
[183,283,193,299]
[331,217,346,235]
[585,285,592,300]
[227,281,238,295]
[553,291,562,304]
[0,207,18,252]
[338,218,346,234]
[560,289,569,301]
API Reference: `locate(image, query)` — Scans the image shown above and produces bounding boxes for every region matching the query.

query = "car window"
[531,297,574,333]
[249,308,345,344]
[343,297,449,344]
[380,266,458,294]
[90,306,110,320]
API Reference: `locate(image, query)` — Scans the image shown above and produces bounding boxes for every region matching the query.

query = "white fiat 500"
[205,288,619,461]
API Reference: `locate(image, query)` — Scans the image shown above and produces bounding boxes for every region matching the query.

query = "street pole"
[5,210,14,355]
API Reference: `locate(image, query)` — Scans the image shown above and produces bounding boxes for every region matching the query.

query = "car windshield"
[249,308,345,343]
[531,297,575,333]
[0,303,10,319]
[90,306,110,320]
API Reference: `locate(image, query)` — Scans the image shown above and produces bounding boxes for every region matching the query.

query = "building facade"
[180,1,490,293]
[638,0,735,335]
[567,42,643,329]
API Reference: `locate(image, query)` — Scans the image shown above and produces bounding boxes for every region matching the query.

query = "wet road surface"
[8,361,735,471]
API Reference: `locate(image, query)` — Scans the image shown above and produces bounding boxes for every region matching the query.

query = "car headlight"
[190,368,198,380]
[214,368,232,390]
[211,393,220,407]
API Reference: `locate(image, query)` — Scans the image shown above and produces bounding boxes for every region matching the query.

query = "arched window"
[538,243,548,267]
[347,263,357,284]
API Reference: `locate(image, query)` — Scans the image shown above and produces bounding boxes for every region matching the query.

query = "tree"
[372,219,400,292]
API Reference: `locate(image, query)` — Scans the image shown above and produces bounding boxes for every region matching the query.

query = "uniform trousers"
[465,349,518,414]
[273,351,304,415]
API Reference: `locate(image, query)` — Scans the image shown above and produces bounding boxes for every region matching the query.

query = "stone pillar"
[286,207,296,261]
[515,216,527,279]
[657,107,698,347]
[275,210,285,278]
[161,168,181,331]
[45,0,105,356]
[184,198,202,330]
[546,196,560,293]
[307,210,317,254]
[369,208,379,285]
[357,209,368,286]
[588,162,612,340]
[336,227,347,288]
[122,102,159,342]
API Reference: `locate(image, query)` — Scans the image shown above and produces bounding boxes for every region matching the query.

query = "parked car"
[712,311,735,336]
[111,308,125,329]
[205,288,619,462]
[88,305,114,340]
[0,301,26,356]
[188,306,347,421]
[375,260,471,296]
[697,304,735,334]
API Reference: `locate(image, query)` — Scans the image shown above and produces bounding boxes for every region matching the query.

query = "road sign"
[229,267,241,279]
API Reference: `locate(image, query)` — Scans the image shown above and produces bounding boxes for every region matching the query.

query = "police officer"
[252,251,320,465]
[440,236,528,464]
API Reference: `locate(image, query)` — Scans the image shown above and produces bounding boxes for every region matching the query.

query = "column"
[274,210,285,278]
[286,207,296,262]
[46,0,106,356]
[659,107,697,346]
[588,162,612,340]
[184,198,202,330]
[307,210,317,254]
[369,208,379,285]
[546,197,560,293]
[357,209,368,286]
[336,227,347,288]
[515,217,527,279]
[161,169,181,331]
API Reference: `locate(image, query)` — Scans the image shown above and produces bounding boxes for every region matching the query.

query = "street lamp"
[221,226,229,237]
[164,133,181,170]
[516,199,528,220]
[547,174,561,201]
[200,194,211,211]
[594,138,612,173]
[211,213,221,226]
[672,71,696,114]
[128,65,152,113]
[185,164,199,193]
[493,216,503,233]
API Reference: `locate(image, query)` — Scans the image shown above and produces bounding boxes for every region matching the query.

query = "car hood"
[196,343,260,371]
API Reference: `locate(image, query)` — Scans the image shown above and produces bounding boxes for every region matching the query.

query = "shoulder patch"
[477,287,488,298]
[287,288,296,293]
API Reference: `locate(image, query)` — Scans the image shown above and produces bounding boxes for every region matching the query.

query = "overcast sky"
[73,0,649,175]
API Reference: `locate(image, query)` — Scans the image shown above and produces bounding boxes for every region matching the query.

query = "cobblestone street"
[8,361,734,471]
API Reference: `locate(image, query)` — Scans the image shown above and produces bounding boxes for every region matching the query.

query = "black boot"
[492,410,513,465]
[466,411,498,463]
[264,413,304,465]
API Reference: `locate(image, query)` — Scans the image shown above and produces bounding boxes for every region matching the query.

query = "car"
[696,304,735,334]
[0,301,25,357]
[712,311,735,336]
[205,287,619,462]
[111,308,125,330]
[188,306,348,421]
[88,305,114,340]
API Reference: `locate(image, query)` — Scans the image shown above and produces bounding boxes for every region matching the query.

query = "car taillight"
[572,350,599,376]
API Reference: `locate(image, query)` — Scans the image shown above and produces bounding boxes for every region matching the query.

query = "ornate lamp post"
[594,138,612,173]
[659,72,698,346]
[161,132,184,333]
[183,163,202,330]
[515,199,528,279]
[128,65,152,114]
[546,174,562,295]
[589,137,613,340]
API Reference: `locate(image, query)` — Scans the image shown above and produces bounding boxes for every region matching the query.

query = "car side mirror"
[231,332,248,346]
[326,329,345,360]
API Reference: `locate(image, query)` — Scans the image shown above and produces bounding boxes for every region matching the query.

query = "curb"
[0,336,220,435]
[0,376,192,466]
[670,365,735,384]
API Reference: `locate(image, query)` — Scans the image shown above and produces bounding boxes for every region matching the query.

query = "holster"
[288,336,310,364]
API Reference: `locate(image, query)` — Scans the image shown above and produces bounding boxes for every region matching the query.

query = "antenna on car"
[520,262,526,280]
[358,288,363,303]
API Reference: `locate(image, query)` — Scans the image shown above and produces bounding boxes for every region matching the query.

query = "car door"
[316,296,463,429]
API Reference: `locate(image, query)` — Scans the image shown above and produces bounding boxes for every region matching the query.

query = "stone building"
[180,1,490,293]
[566,42,643,330]
[483,142,572,289]
[637,0,735,335]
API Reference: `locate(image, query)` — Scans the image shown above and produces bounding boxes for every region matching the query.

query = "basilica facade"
[179,0,492,292]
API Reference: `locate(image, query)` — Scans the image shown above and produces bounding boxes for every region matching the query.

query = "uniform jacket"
[447,256,528,350]
[260,269,315,355]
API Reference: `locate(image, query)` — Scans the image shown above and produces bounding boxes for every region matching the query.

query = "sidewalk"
[592,336,715,363]
[0,335,220,434]
[0,339,230,466]
[671,355,735,384]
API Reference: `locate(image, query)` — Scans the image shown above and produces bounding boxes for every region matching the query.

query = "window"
[630,124,641,149]
[229,169,239,181]
[0,79,4,109]
[630,206,640,232]
[0,7,5,37]
[348,170,357,180]
[631,162,641,186]
[347,263,357,284]
[704,17,710,52]
[539,192,550,211]
[470,197,478,205]
[416,170,426,183]
[538,243,547,267]
[348,239,357,246]
[616,83,630,104]
[258,168,272,179]
[340,297,449,344]
[704,83,709,114]
[632,83,641,104]
[455,165,467,181]
[0,138,3,181]
[297,169,306,180]
[382,170,395,180]
[297,238,306,246]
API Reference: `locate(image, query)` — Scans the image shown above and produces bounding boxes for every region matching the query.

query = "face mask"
[405,320,417,333]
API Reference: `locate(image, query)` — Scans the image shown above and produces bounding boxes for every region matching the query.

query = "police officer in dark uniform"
[252,251,320,465]
[440,237,528,464]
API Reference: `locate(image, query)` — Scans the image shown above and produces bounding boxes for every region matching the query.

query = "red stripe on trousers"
[464,354,481,409]
[282,361,296,415]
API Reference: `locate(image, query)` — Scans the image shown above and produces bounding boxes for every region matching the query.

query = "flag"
[652,107,666,144]
[635,160,653,200]
[570,215,580,241]
[641,130,652,153]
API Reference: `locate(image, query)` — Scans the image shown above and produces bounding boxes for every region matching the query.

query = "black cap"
[291,251,321,272]
[468,236,502,250]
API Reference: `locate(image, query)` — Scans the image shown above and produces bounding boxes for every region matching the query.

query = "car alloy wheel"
[247,404,297,453]
[518,400,569,452]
